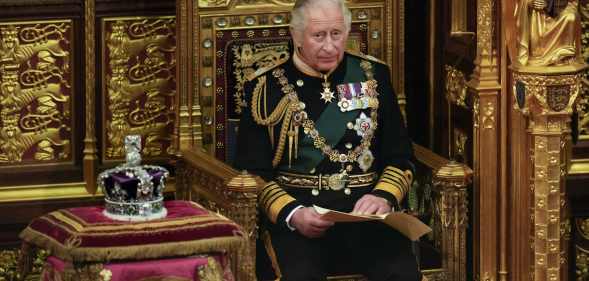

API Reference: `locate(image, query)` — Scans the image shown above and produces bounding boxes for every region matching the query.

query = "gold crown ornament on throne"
[98,135,169,221]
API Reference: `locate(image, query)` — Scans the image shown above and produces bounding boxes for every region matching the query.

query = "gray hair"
[289,0,352,33]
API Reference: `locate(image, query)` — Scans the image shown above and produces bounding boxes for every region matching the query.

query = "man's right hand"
[290,207,334,238]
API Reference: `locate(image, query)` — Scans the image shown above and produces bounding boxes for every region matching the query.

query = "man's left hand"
[352,194,391,215]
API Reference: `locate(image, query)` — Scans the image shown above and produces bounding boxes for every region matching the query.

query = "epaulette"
[345,50,388,66]
[245,58,289,82]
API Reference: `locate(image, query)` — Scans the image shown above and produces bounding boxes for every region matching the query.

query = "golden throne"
[175,1,472,280]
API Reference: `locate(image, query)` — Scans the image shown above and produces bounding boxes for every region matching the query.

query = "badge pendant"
[320,75,335,103]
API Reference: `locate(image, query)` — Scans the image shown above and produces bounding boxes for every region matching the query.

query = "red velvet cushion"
[20,200,244,262]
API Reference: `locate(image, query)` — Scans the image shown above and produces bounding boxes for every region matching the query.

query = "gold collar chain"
[271,66,378,167]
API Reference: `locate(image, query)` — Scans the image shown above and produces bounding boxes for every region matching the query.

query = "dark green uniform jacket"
[235,51,414,229]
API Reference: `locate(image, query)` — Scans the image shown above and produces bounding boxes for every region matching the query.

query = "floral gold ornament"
[358,149,374,172]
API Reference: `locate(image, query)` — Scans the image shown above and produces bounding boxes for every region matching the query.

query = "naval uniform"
[235,51,421,281]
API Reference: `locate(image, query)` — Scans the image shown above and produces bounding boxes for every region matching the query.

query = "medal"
[320,74,335,103]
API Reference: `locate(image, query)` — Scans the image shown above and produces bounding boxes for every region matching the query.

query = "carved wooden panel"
[0,20,74,167]
[101,16,176,162]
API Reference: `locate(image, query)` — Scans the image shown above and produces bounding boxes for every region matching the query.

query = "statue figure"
[510,0,583,67]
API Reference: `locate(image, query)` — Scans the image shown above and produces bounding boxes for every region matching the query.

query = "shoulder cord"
[250,76,297,167]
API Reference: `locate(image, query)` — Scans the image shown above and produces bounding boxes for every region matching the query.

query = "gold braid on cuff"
[259,181,296,223]
[374,166,413,203]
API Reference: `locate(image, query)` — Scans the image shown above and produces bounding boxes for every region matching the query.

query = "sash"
[287,56,369,173]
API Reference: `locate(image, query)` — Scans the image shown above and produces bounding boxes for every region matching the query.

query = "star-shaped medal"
[320,85,335,103]
[320,75,335,103]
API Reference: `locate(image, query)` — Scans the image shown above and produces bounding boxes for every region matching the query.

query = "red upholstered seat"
[19,200,244,263]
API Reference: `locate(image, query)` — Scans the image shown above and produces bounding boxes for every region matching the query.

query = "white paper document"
[313,205,432,241]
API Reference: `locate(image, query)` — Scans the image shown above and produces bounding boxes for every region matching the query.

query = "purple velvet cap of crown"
[103,169,165,199]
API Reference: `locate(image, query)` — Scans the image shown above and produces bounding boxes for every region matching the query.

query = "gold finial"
[226,170,259,192]
[433,160,473,188]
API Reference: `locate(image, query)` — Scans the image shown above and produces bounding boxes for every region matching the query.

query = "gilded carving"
[577,88,589,135]
[198,257,223,281]
[474,0,494,77]
[2,247,48,280]
[177,150,257,281]
[577,246,589,281]
[578,3,589,137]
[512,71,583,116]
[0,21,73,165]
[232,43,289,113]
[199,0,231,8]
[518,77,577,281]
[445,65,468,108]
[453,128,468,163]
[473,96,480,128]
[577,218,589,240]
[433,161,473,281]
[482,102,495,129]
[508,0,583,67]
[547,85,572,111]
[103,17,176,160]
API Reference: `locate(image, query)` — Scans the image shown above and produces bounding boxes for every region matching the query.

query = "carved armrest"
[413,143,473,281]
[176,148,260,281]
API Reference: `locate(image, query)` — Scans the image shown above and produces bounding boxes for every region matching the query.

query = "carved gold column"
[512,64,586,281]
[466,0,501,280]
[176,0,201,150]
[84,0,98,194]
[433,161,473,281]
[225,172,258,281]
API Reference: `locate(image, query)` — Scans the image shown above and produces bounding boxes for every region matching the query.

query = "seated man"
[235,0,421,280]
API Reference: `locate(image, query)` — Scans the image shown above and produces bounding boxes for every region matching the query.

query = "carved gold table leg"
[513,65,586,281]
[433,161,473,281]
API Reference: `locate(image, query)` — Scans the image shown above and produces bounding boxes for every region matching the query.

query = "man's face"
[294,3,348,72]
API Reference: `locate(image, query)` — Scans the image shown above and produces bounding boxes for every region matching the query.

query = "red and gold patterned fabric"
[20,200,244,262]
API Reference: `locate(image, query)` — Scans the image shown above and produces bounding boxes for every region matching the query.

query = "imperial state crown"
[98,135,169,221]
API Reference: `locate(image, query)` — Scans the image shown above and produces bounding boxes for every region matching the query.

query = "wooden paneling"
[0,0,177,254]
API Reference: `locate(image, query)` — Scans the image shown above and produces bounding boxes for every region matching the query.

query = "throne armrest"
[176,148,260,281]
[412,143,473,281]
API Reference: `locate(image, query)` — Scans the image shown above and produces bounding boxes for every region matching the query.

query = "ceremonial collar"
[293,49,336,79]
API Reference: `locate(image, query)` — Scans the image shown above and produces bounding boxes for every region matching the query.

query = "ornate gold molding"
[512,64,587,281]
[433,161,473,281]
[467,1,501,280]
[84,0,98,194]
[445,65,468,108]
[569,159,589,175]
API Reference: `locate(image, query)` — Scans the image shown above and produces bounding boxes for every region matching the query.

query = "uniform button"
[296,79,304,87]
[347,122,354,129]
[345,143,353,149]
